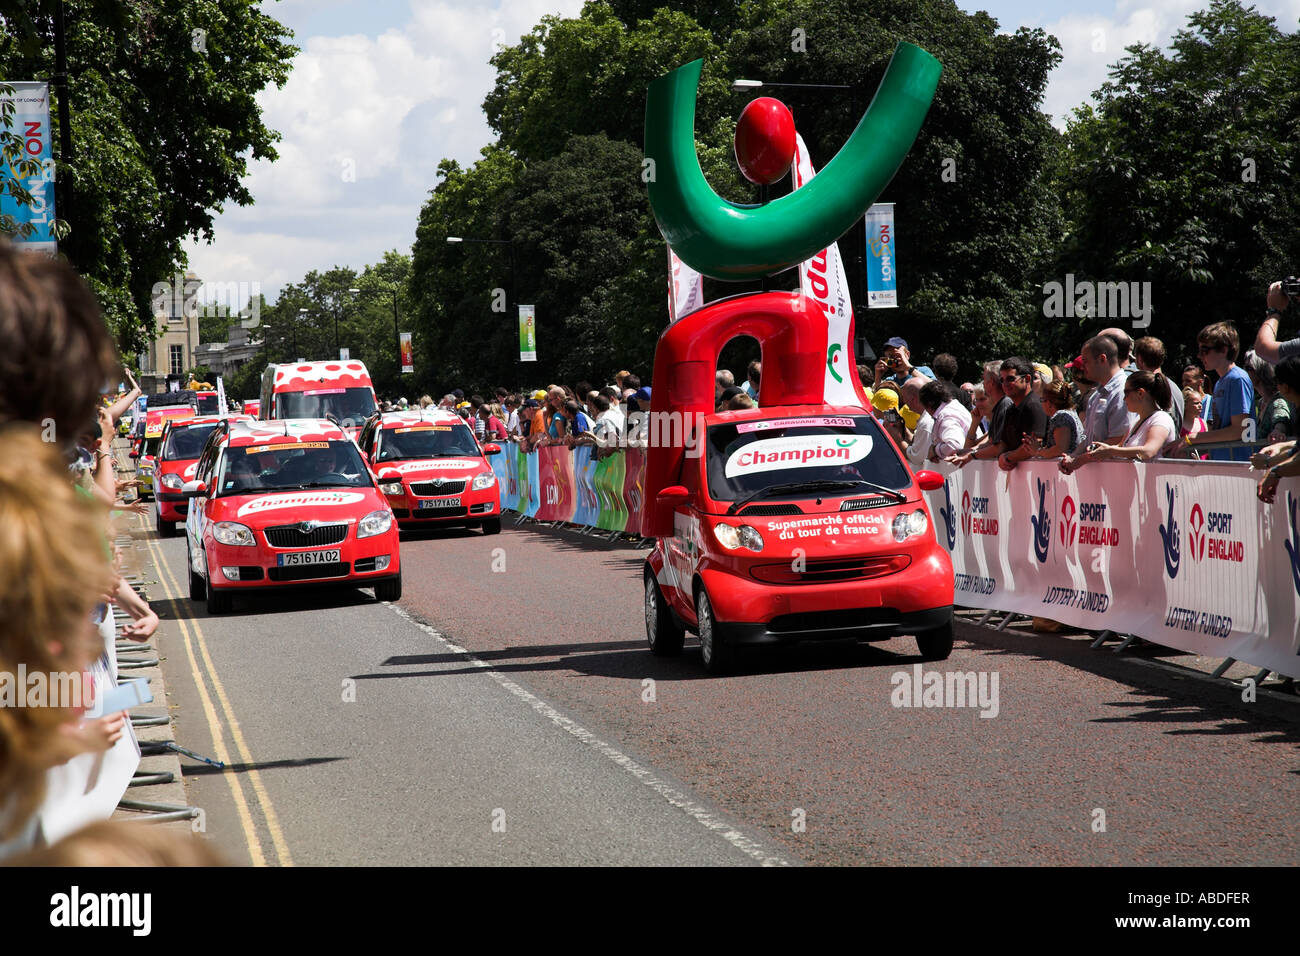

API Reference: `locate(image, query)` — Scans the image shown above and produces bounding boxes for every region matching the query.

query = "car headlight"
[379,480,403,496]
[161,473,183,490]
[357,509,394,538]
[892,509,929,542]
[472,472,497,490]
[213,521,256,547]
[713,522,763,552]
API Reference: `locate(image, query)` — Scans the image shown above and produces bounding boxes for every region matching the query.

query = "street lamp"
[349,285,403,381]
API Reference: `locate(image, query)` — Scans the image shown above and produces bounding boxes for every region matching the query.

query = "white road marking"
[384,603,794,867]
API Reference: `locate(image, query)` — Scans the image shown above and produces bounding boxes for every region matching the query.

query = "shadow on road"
[180,755,346,776]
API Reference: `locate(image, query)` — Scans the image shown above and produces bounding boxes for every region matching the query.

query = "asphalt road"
[141,516,1300,866]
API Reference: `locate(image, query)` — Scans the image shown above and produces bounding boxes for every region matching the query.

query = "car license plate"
[418,498,461,510]
[277,549,341,566]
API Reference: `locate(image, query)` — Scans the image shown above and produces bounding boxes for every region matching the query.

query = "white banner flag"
[667,246,704,322]
[791,133,868,408]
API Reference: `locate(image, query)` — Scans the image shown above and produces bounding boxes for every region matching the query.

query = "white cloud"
[185,0,582,304]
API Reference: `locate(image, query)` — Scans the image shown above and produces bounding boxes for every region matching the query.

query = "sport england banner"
[791,133,868,408]
[0,82,57,253]
[399,332,414,374]
[924,459,1300,679]
[865,203,897,309]
[667,247,705,322]
[519,305,537,362]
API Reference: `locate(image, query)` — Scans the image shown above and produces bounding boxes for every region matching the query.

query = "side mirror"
[659,484,692,503]
[914,470,944,492]
[483,443,501,455]
[377,468,400,483]
[181,480,207,498]
[129,450,139,459]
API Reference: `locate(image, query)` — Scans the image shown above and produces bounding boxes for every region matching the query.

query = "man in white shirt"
[920,379,972,460]
[899,377,935,468]
[599,386,625,433]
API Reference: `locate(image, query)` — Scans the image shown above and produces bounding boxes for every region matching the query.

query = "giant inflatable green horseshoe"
[644,42,941,281]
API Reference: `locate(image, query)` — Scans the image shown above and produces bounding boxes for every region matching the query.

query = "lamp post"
[348,285,402,382]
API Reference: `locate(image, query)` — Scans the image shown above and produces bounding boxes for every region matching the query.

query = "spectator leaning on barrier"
[1186,322,1254,462]
[948,361,1010,466]
[1254,279,1300,364]
[1098,326,1136,375]
[1134,336,1184,429]
[1244,350,1294,442]
[920,379,971,461]
[1061,370,1176,473]
[963,383,989,447]
[934,353,973,411]
[599,386,625,433]
[1073,334,1134,454]
[994,357,1048,472]
[1252,357,1300,502]
[1026,380,1083,459]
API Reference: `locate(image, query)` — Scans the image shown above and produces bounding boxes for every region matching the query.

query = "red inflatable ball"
[733,97,796,186]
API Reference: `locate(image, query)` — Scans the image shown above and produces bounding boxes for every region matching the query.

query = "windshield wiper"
[726,479,904,516]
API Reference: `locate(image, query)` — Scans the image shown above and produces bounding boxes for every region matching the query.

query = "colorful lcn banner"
[864,203,896,309]
[0,82,57,253]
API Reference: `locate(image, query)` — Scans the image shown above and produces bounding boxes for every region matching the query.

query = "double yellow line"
[140,527,294,867]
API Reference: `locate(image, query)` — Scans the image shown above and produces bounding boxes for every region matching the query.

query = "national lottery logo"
[1159,483,1180,580]
[938,479,956,551]
[1188,503,1207,562]
[1031,478,1051,564]
[960,490,971,535]
[1059,495,1077,548]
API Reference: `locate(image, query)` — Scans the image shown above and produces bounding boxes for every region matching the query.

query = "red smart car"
[183,418,402,614]
[357,409,503,533]
[641,292,954,674]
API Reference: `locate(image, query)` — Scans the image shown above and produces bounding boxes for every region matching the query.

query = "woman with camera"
[1254,279,1300,364]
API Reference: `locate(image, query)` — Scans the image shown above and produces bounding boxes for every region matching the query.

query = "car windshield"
[376,423,480,461]
[216,440,372,495]
[276,387,375,425]
[705,414,909,501]
[141,436,162,458]
[163,424,216,461]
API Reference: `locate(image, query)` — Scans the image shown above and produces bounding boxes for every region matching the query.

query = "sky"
[184,0,1300,308]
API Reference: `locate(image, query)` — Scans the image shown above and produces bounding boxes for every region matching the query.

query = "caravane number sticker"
[737,416,856,433]
[236,491,365,517]
[394,426,451,432]
[725,435,871,477]
[244,442,330,454]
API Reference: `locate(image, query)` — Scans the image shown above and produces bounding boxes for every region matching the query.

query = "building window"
[169,344,185,377]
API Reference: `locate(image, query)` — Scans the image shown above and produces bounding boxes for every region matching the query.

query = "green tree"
[1056,0,1300,367]
[0,1,296,356]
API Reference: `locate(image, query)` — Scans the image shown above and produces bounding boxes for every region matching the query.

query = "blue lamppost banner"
[864,203,896,309]
[0,82,57,253]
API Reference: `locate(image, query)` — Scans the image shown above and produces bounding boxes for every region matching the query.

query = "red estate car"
[183,418,402,614]
[357,409,503,534]
[154,415,251,537]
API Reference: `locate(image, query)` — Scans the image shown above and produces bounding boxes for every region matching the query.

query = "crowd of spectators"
[0,240,213,861]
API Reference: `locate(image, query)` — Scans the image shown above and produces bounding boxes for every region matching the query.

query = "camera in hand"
[1283,276,1300,298]
[885,356,903,370]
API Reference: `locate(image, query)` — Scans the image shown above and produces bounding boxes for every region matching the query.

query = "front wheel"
[205,565,233,615]
[375,573,402,602]
[696,588,734,675]
[482,518,501,535]
[645,570,684,656]
[916,618,954,661]
[157,510,176,538]
[188,547,205,602]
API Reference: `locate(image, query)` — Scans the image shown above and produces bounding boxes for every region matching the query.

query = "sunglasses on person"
[999,374,1026,386]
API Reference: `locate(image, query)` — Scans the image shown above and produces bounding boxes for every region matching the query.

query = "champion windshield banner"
[0,82,57,253]
[791,133,868,408]
[865,203,897,309]
[925,459,1300,680]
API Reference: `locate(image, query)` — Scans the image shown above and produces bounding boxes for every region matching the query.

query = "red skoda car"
[357,410,503,534]
[183,418,402,614]
[154,415,251,537]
